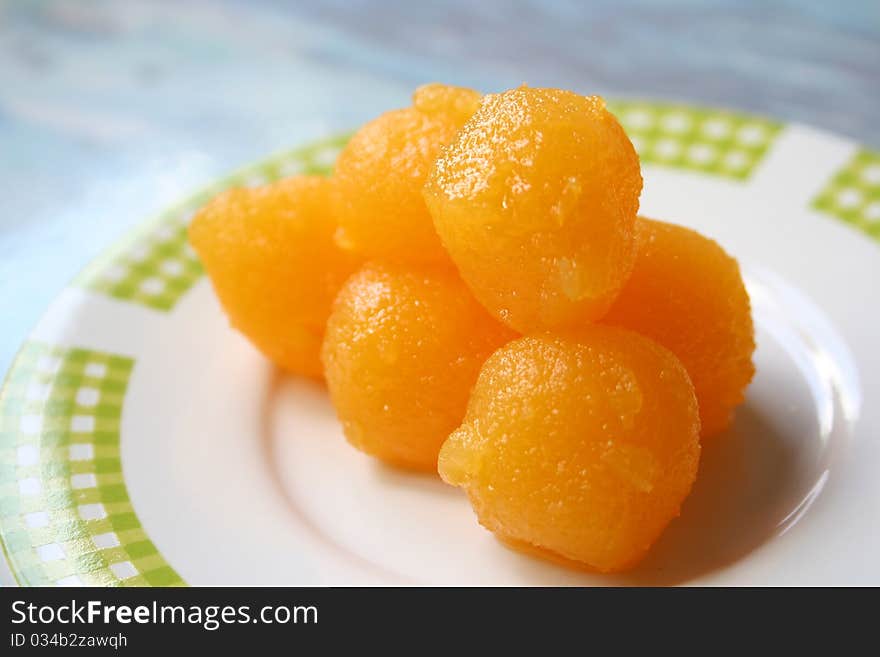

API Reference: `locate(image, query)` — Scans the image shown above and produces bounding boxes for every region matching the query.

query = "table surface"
[1,0,879,376]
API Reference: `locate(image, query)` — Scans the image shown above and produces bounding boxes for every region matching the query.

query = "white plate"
[2,101,879,586]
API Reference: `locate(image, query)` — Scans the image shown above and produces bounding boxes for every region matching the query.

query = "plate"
[2,101,879,586]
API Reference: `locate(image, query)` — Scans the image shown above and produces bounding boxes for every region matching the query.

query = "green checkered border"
[607,99,782,180]
[0,342,183,586]
[812,149,880,243]
[78,133,351,312]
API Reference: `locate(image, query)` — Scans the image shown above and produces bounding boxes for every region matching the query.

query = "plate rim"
[2,98,878,587]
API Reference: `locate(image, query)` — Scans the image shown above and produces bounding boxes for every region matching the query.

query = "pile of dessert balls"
[190,84,755,573]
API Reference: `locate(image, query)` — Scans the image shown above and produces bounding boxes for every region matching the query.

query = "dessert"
[189,176,359,377]
[191,83,756,573]
[332,83,482,264]
[603,217,755,437]
[424,86,642,332]
[438,327,701,572]
[321,261,515,470]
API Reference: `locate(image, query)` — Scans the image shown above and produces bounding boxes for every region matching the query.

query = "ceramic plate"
[2,101,879,586]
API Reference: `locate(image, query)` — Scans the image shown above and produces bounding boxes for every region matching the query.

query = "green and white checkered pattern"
[812,149,880,242]
[84,220,203,312]
[607,100,782,180]
[0,343,183,586]
[80,134,351,312]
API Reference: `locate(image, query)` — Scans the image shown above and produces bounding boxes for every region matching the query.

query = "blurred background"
[1,0,878,374]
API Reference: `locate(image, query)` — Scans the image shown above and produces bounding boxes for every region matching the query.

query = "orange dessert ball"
[331,83,482,264]
[603,218,755,437]
[189,176,360,377]
[439,327,701,573]
[321,262,516,471]
[423,87,642,333]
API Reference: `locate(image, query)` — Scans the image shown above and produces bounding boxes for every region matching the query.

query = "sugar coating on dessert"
[424,87,642,332]
[603,217,755,437]
[439,327,700,572]
[322,261,516,470]
[331,83,481,264]
[189,176,360,377]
